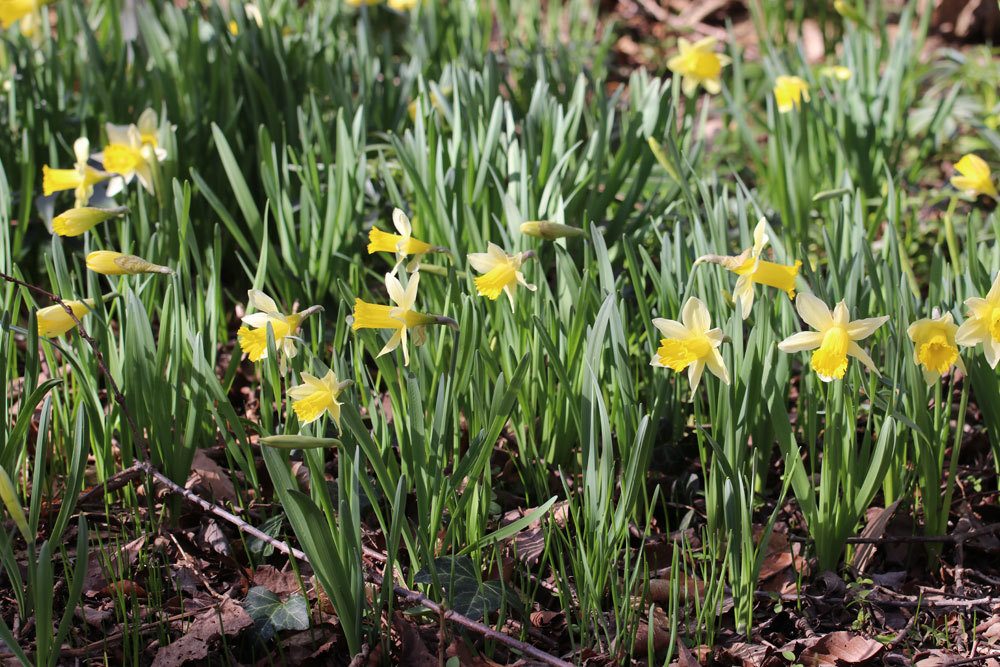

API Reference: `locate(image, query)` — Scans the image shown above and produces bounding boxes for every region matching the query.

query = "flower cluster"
[652,217,1000,398]
[33,109,174,338]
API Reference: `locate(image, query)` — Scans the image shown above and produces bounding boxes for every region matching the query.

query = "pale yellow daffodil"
[101,123,158,195]
[0,0,53,29]
[351,272,455,366]
[908,311,964,384]
[695,218,801,320]
[819,65,852,81]
[667,37,730,97]
[237,289,322,366]
[778,294,888,381]
[42,138,109,208]
[955,273,1000,368]
[367,208,447,272]
[288,369,353,428]
[468,243,536,308]
[773,75,810,113]
[950,154,997,200]
[650,297,730,397]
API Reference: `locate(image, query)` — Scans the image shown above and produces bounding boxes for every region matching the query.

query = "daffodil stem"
[943,196,962,274]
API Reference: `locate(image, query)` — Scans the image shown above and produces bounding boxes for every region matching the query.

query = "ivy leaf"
[413,555,510,621]
[242,586,309,642]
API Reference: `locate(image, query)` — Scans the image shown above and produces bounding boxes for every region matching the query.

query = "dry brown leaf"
[799,632,883,666]
[186,450,237,503]
[151,598,252,667]
[84,535,146,597]
[252,565,305,598]
[392,612,437,667]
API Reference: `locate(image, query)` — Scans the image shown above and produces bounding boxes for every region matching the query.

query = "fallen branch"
[2,273,572,667]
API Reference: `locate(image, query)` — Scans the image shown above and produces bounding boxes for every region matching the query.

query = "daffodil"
[695,218,801,320]
[367,208,446,272]
[288,369,353,427]
[36,298,97,337]
[955,273,1000,368]
[237,289,322,365]
[667,37,730,97]
[650,297,729,396]
[42,138,109,207]
[407,85,452,121]
[778,294,888,381]
[520,220,586,240]
[110,108,168,154]
[345,0,380,6]
[0,0,53,29]
[101,123,158,195]
[468,243,536,308]
[908,311,964,384]
[51,206,127,237]
[819,65,852,81]
[773,75,810,113]
[950,154,997,200]
[388,0,417,10]
[86,251,172,275]
[351,272,455,366]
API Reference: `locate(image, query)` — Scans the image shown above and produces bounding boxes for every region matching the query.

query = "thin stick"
[785,522,1000,545]
[1,271,150,460]
[4,273,573,666]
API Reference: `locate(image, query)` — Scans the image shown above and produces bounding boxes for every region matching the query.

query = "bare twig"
[785,522,1000,546]
[0,267,571,667]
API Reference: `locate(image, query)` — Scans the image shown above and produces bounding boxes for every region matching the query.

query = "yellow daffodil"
[367,208,446,272]
[101,123,158,195]
[237,289,322,365]
[520,220,585,240]
[819,65,852,81]
[0,0,52,29]
[955,273,1000,368]
[36,298,94,337]
[288,369,353,427]
[407,85,452,121]
[228,19,239,35]
[42,138,109,207]
[468,243,536,307]
[695,218,801,320]
[778,294,888,381]
[908,311,964,384]
[86,251,172,275]
[773,75,810,113]
[950,154,998,200]
[667,37,730,97]
[351,272,455,366]
[650,297,729,396]
[104,109,167,154]
[345,0,380,6]
[51,206,127,237]
[388,0,417,10]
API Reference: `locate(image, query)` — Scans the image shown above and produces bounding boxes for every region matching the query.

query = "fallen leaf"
[392,612,437,667]
[84,535,146,597]
[799,632,883,666]
[151,598,252,667]
[186,450,237,503]
[252,565,304,598]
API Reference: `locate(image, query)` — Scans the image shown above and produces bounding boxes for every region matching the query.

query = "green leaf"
[413,555,508,621]
[243,586,309,642]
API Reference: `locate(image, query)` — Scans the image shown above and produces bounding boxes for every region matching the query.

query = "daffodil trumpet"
[236,289,322,366]
[695,219,801,320]
[778,294,888,382]
[287,370,353,427]
[908,311,964,385]
[367,208,449,273]
[955,273,1000,368]
[350,272,457,366]
[649,296,730,398]
[36,292,118,338]
[468,244,536,308]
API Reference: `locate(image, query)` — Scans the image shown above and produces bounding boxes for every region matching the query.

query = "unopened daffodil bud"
[86,251,173,276]
[520,221,585,240]
[52,206,128,237]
